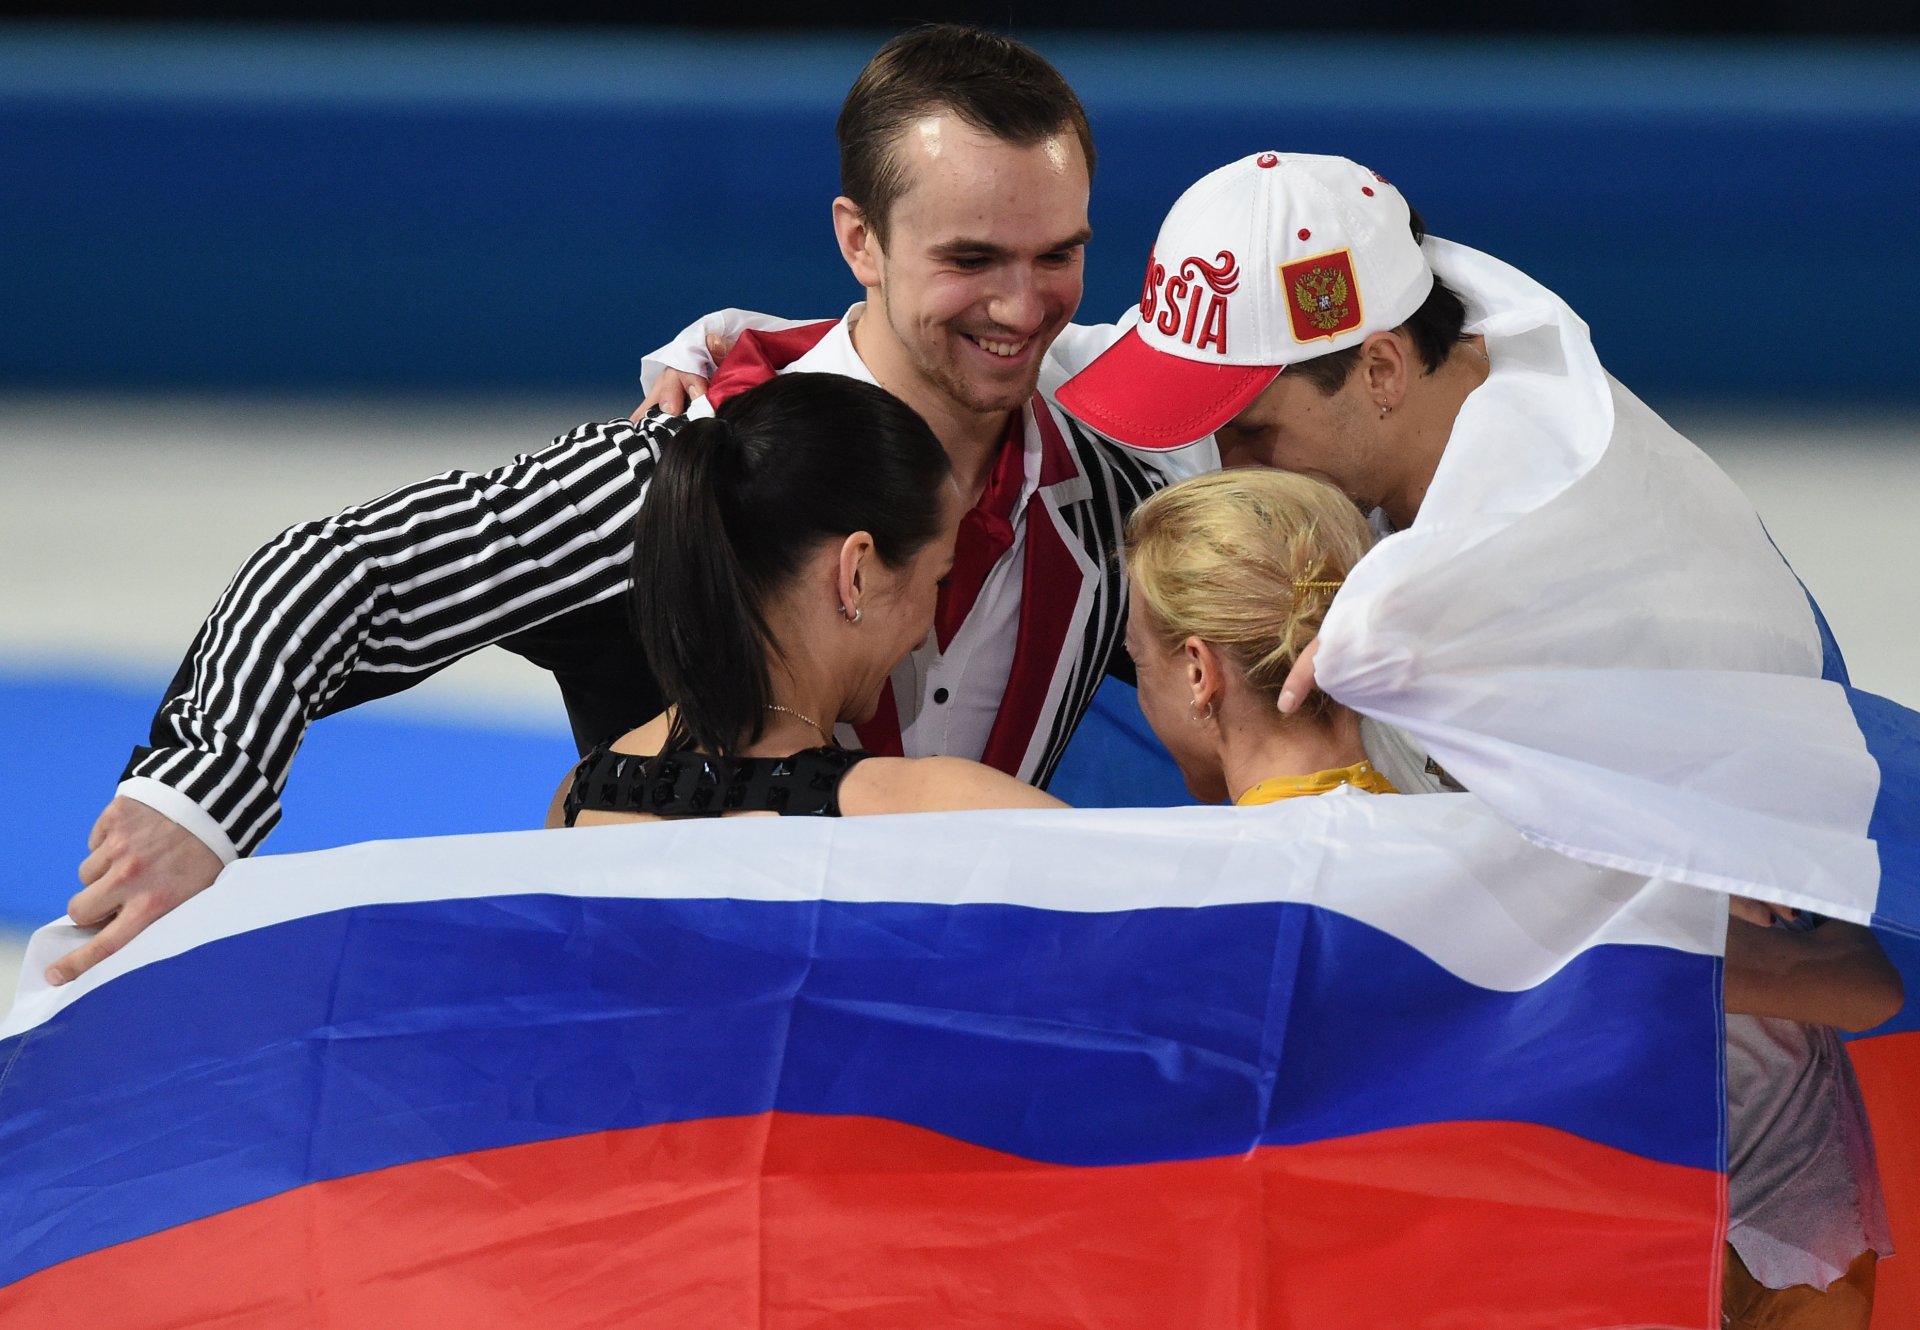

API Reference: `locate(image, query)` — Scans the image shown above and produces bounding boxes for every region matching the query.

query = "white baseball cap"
[1057,152,1434,449]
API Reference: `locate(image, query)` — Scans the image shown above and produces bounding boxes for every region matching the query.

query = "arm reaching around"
[62,415,677,985]
[633,307,822,416]
[633,307,1135,420]
[1724,902,1904,1032]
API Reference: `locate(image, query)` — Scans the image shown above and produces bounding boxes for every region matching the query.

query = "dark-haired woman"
[551,373,1063,825]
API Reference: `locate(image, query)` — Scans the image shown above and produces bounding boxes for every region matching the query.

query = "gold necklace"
[764,703,830,746]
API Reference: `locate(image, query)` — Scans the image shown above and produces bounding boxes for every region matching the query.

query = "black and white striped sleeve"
[117,414,678,861]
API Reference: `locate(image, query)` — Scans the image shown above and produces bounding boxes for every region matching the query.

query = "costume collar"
[1234,760,1397,806]
[780,304,879,382]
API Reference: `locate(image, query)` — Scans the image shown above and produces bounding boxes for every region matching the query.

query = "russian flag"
[2,797,1727,1328]
[1311,240,1920,1322]
[1315,242,1913,937]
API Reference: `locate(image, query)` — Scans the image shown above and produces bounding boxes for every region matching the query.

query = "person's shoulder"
[491,415,679,493]
[1040,397,1176,492]
[839,755,1067,815]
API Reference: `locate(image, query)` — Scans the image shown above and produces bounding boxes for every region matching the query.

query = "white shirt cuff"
[115,777,242,866]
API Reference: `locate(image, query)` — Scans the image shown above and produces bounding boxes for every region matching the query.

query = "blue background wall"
[4,26,1919,402]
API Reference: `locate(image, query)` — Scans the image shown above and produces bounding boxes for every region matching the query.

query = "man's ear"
[1361,330,1413,409]
[833,197,884,290]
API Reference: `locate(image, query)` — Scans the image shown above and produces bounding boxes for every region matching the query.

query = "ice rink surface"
[2,392,1916,990]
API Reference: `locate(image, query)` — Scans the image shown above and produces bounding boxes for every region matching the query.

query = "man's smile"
[965,333,1033,359]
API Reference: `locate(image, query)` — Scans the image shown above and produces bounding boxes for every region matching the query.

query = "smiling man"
[831,85,1092,447]
[61,26,1168,986]
[661,26,1166,787]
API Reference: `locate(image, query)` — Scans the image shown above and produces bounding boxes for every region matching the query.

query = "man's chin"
[906,343,1048,420]
[951,367,1045,417]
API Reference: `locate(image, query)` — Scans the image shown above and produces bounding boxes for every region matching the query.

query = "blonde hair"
[1124,470,1372,716]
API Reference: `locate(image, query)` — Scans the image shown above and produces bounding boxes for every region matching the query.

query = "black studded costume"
[562,742,873,826]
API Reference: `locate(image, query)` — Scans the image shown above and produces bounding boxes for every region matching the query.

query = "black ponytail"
[630,374,951,756]
[631,415,773,755]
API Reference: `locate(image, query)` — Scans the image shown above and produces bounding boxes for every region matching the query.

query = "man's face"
[857,116,1091,419]
[1212,368,1387,512]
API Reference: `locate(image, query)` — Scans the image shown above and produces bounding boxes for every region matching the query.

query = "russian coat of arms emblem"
[1279,248,1364,344]
[1293,267,1351,330]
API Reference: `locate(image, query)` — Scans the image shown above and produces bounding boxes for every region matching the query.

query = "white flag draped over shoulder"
[1318,238,1918,935]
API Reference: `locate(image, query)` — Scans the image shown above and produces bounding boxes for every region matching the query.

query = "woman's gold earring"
[1188,698,1215,723]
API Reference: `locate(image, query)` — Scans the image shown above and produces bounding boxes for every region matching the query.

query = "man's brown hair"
[1289,205,1470,395]
[837,24,1096,247]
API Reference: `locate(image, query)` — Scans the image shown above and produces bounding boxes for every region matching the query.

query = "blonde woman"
[1122,468,1393,807]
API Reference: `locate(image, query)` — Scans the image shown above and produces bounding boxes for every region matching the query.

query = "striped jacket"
[120,395,1164,860]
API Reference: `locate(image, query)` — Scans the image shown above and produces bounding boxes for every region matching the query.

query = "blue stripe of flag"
[1851,687,1920,953]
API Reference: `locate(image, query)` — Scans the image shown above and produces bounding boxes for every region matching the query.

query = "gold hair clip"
[1293,579,1343,592]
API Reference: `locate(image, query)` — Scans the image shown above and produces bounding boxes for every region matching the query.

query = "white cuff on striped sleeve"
[115,777,242,866]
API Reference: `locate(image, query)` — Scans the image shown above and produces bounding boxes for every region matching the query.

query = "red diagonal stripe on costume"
[934,413,1024,652]
[979,403,1083,776]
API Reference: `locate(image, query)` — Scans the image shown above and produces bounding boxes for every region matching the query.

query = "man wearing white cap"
[1054,152,1479,539]
[1056,151,1894,1330]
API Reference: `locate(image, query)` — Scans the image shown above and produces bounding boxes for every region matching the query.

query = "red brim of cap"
[1055,328,1282,450]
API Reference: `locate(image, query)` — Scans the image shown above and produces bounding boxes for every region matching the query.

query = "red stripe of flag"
[2,1113,1721,1329]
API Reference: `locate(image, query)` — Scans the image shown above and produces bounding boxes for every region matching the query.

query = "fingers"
[1276,637,1321,714]
[84,792,139,862]
[67,871,121,926]
[630,370,708,422]
[77,844,110,888]
[85,793,129,853]
[704,331,737,364]
[57,796,225,985]
[652,382,687,415]
[656,372,707,415]
[631,381,675,422]
[46,904,151,987]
